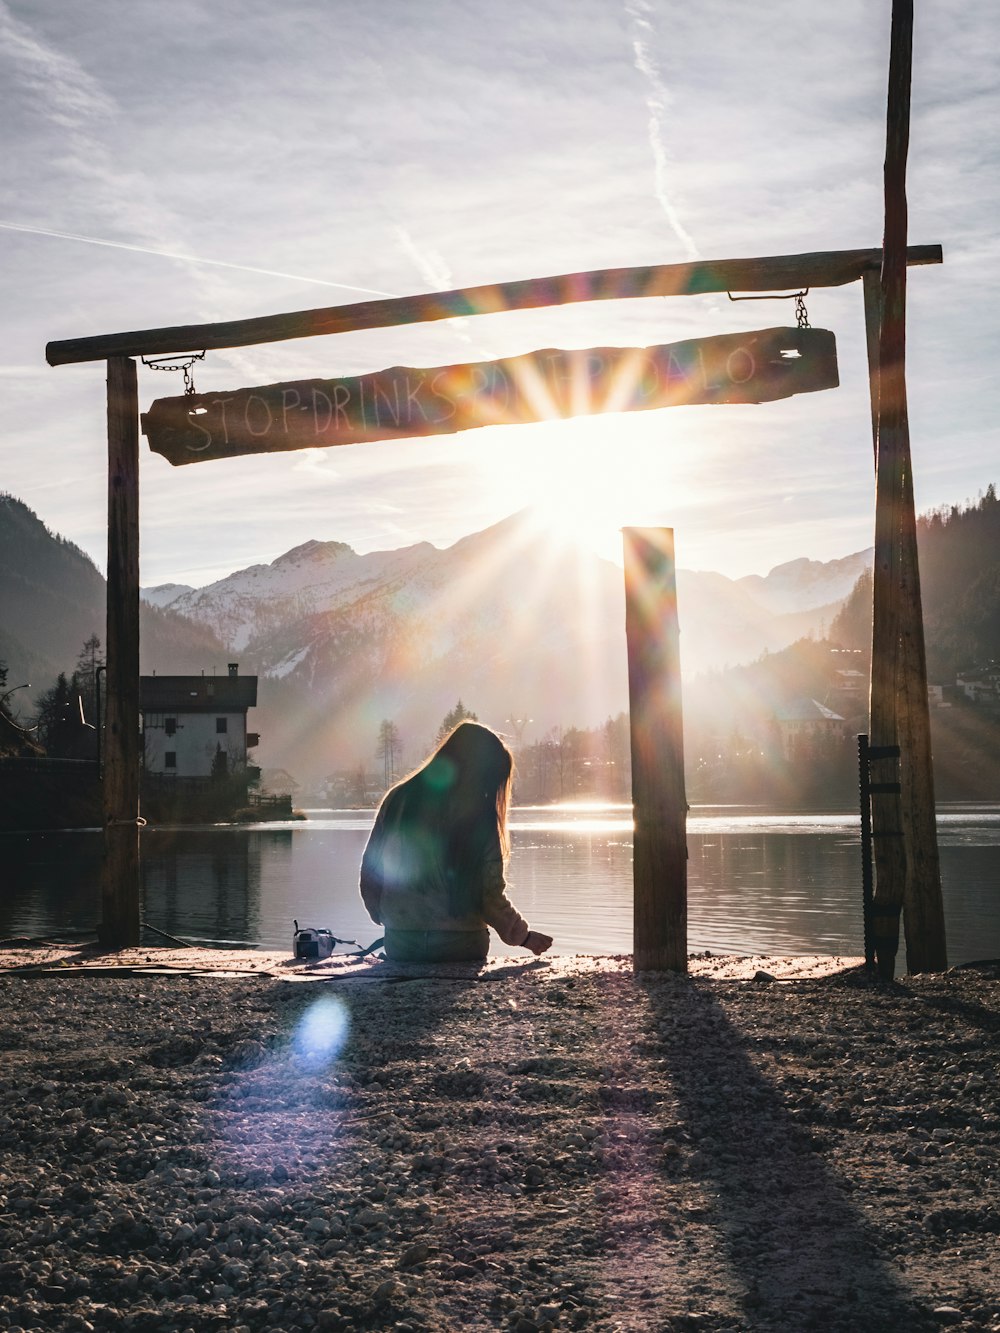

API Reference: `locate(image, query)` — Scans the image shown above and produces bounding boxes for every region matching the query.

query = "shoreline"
[1,950,997,1330]
[0,941,869,980]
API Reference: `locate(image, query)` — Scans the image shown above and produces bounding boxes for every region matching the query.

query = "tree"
[829,569,873,652]
[377,719,401,787]
[33,672,74,752]
[0,661,43,758]
[436,700,478,743]
[74,634,104,725]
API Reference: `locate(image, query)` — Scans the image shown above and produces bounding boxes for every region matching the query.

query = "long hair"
[377,720,514,913]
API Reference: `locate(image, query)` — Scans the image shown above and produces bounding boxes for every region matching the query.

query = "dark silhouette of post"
[101,356,142,947]
[867,0,946,977]
[623,527,687,972]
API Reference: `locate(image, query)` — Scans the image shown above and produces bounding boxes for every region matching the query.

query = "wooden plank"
[143,326,839,466]
[898,457,947,974]
[623,527,687,973]
[101,356,142,949]
[869,0,946,978]
[864,265,907,979]
[863,270,882,461]
[883,0,946,976]
[46,245,942,366]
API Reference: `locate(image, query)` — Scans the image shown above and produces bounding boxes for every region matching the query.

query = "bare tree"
[377,718,401,787]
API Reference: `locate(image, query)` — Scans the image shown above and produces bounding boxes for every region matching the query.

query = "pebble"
[398,1242,433,1269]
[0,961,995,1331]
[373,1278,403,1304]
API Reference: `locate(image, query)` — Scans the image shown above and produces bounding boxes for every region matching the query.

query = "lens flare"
[293,995,350,1066]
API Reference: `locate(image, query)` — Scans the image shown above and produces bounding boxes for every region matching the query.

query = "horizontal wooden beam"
[46,244,942,367]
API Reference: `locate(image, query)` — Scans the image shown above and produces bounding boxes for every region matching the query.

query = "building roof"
[775,698,846,723]
[140,675,257,711]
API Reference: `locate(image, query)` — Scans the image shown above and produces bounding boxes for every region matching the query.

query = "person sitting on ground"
[359,720,553,963]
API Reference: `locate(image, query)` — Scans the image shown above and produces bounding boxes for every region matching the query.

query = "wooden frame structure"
[46,241,943,971]
[45,0,939,976]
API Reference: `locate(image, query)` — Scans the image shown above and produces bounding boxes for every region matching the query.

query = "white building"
[774,698,847,760]
[141,664,258,780]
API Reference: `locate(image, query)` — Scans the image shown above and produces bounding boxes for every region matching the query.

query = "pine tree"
[33,672,73,753]
[436,700,478,743]
[74,634,104,725]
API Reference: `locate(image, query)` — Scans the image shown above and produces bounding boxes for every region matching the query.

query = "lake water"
[3,804,999,965]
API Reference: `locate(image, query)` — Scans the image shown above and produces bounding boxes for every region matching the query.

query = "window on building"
[216,717,228,734]
[165,717,177,736]
[165,752,177,769]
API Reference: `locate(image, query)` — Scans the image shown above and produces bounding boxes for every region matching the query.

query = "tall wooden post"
[101,356,142,948]
[868,0,946,977]
[623,527,687,972]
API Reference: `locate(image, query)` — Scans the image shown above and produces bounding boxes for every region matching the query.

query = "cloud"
[623,0,700,261]
[0,220,395,296]
[0,3,115,123]
[3,0,997,591]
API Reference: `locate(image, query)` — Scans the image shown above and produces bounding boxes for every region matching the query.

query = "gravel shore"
[0,947,997,1332]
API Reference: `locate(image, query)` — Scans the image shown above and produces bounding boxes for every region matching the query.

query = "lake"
[2,804,999,965]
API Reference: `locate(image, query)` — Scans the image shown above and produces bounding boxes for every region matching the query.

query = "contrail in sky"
[393,225,496,357]
[624,0,700,261]
[0,220,395,297]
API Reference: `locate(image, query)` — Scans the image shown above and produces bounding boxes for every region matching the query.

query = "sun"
[478,412,693,563]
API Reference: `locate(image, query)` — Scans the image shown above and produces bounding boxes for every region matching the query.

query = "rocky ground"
[0,945,997,1332]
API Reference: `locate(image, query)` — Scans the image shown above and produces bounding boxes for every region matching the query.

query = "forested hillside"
[0,494,235,715]
[920,485,1000,678]
[686,487,1000,805]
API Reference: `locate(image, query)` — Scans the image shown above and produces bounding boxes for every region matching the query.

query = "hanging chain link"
[141,350,205,396]
[727,288,811,329]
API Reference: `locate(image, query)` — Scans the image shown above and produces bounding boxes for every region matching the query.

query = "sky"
[1,0,997,587]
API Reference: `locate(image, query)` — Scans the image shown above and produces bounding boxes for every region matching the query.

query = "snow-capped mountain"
[141,582,195,610]
[737,549,873,615]
[140,512,871,778]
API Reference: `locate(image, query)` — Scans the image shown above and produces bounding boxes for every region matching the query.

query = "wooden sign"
[142,326,838,466]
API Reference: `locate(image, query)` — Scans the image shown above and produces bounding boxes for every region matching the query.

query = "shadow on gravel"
[640,977,937,1333]
[902,981,1000,1037]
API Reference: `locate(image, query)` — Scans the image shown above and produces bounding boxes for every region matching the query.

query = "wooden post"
[101,356,142,948]
[897,472,947,973]
[867,0,946,977]
[623,527,687,972]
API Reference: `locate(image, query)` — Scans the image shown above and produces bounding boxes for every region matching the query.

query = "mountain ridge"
[132,509,871,778]
[2,494,872,781]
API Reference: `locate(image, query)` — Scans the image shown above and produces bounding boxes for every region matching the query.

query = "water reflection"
[141,828,273,945]
[0,805,997,965]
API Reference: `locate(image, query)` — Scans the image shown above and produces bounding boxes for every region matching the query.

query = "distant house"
[956,667,1000,704]
[774,699,847,760]
[258,767,299,798]
[140,663,259,785]
[830,667,867,707]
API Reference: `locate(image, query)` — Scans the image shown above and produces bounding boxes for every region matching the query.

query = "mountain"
[1,492,875,783]
[141,583,194,609]
[0,495,234,718]
[737,549,873,615]
[141,510,870,780]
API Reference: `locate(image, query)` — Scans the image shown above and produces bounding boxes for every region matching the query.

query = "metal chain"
[727,288,812,329]
[141,351,205,396]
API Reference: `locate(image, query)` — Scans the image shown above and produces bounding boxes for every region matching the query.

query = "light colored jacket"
[359,796,530,946]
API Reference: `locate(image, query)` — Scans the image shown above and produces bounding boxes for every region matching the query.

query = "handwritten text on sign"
[142,326,838,466]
